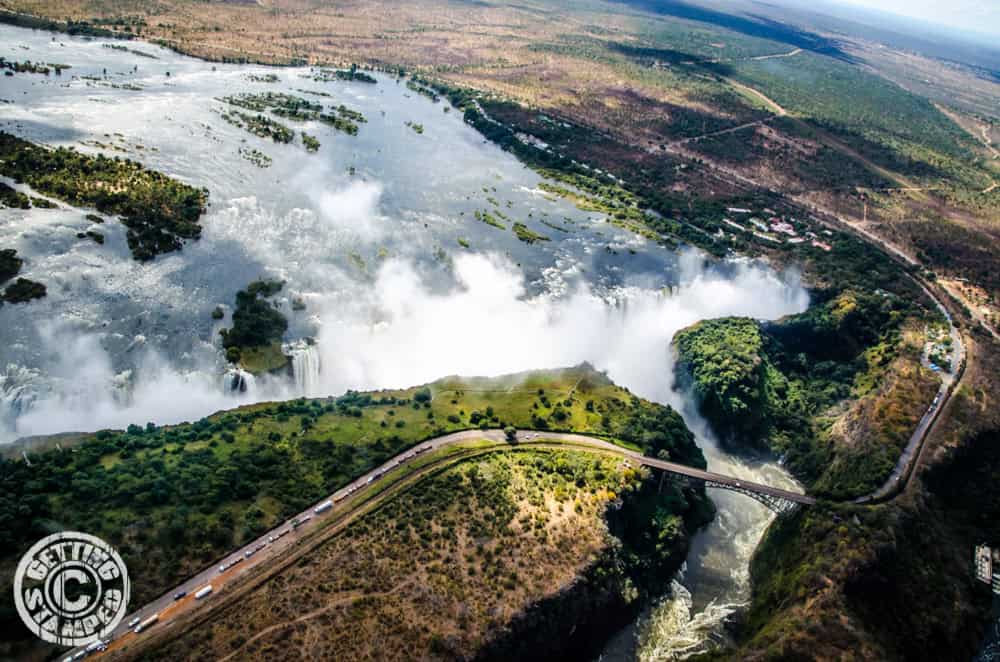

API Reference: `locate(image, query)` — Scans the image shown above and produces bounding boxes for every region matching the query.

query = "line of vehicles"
[64,638,109,661]
[71,443,441,659]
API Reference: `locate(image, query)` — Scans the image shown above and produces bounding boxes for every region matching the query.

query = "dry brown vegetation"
[739,332,1000,662]
[4,0,997,300]
[817,324,938,495]
[130,450,646,661]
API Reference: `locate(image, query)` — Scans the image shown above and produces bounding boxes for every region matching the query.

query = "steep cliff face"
[477,477,714,662]
[672,289,935,499]
[733,427,1000,662]
[718,326,1000,661]
[673,316,771,450]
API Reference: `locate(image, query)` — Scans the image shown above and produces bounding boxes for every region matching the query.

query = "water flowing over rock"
[287,340,321,397]
[222,367,256,395]
[0,364,45,439]
[110,369,134,407]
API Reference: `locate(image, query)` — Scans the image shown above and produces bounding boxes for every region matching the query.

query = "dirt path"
[724,77,788,116]
[670,117,771,146]
[750,47,802,61]
[982,125,1000,159]
[217,589,393,662]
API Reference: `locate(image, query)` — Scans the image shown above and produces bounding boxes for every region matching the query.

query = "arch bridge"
[635,455,814,515]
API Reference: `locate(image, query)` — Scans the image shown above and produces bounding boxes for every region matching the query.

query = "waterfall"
[1,364,44,440]
[222,367,256,396]
[287,340,321,397]
[110,370,134,407]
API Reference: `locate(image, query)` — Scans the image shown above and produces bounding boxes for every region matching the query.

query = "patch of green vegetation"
[0,57,70,75]
[474,209,506,229]
[311,65,377,84]
[407,76,440,102]
[221,92,365,137]
[2,277,46,304]
[238,341,290,374]
[220,279,288,372]
[512,221,550,244]
[246,73,279,83]
[296,88,331,97]
[539,218,570,233]
[301,131,320,152]
[0,364,703,654]
[674,289,919,497]
[102,43,157,58]
[220,109,294,143]
[0,9,129,38]
[405,120,424,134]
[222,91,322,117]
[0,132,206,261]
[0,182,30,209]
[238,146,272,168]
[76,230,105,244]
[28,196,56,209]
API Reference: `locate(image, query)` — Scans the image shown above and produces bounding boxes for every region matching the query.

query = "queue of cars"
[74,442,440,658]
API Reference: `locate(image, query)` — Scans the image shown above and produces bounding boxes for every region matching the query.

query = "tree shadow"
[616,0,856,63]
[608,42,736,77]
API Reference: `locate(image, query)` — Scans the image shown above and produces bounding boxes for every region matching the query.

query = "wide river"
[0,24,803,658]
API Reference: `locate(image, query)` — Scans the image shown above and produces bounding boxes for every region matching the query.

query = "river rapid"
[1,25,804,658]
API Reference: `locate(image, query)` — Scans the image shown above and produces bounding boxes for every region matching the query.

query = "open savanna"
[123,450,664,661]
[0,365,705,661]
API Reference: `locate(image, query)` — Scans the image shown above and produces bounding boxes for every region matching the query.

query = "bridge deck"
[520,431,815,505]
[637,455,816,505]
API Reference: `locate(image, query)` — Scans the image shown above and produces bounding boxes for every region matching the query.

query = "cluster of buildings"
[721,207,833,251]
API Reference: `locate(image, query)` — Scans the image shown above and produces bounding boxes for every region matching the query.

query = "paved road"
[71,429,809,660]
[855,279,966,503]
[473,95,967,506]
[66,75,963,660]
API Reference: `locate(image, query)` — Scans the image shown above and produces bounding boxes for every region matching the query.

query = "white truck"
[194,585,213,600]
[314,500,333,514]
[135,614,159,633]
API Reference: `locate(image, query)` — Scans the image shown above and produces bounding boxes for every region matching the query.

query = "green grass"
[0,364,702,649]
[238,341,290,374]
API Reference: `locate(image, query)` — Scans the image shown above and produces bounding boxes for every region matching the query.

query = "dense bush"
[220,280,288,349]
[0,132,206,260]
[674,289,912,493]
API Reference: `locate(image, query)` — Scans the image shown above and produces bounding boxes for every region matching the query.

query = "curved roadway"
[68,76,968,661]
[72,429,809,660]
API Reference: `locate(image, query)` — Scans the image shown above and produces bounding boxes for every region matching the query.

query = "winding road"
[59,54,969,662]
[72,429,810,660]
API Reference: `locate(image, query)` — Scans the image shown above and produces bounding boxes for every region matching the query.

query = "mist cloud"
[312,251,808,407]
[2,250,807,441]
